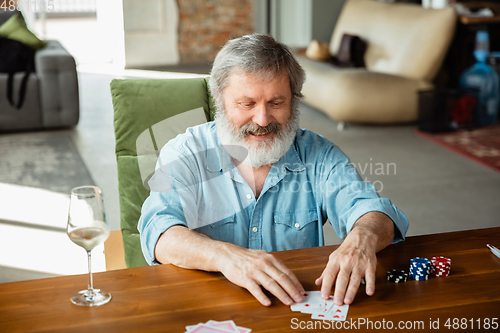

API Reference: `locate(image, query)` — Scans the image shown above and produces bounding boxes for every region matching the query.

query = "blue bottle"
[459,31,500,126]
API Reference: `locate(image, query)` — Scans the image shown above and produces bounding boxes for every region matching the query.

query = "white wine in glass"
[67,186,111,306]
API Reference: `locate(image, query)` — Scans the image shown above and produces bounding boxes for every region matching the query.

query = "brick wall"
[177,0,254,64]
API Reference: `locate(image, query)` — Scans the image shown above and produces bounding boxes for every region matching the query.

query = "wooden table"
[1,227,499,332]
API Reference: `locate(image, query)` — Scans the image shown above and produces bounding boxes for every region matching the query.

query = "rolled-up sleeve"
[320,144,409,243]
[138,142,200,265]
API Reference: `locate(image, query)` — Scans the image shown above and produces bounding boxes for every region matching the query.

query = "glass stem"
[87,250,94,298]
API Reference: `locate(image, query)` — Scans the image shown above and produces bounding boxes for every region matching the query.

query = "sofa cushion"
[0,73,43,130]
[298,55,433,123]
[336,33,366,68]
[330,0,455,81]
[0,13,46,50]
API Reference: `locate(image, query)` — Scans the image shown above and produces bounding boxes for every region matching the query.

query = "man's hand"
[315,230,377,305]
[155,225,304,307]
[315,212,395,306]
[216,244,305,307]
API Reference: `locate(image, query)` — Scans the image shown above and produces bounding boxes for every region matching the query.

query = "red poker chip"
[431,263,450,267]
[432,262,450,266]
[430,256,451,277]
[432,266,450,270]
[431,257,451,263]
[432,260,451,264]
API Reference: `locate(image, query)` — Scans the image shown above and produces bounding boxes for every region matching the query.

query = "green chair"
[110,77,215,268]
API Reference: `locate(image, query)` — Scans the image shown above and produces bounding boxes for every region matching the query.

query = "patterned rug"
[416,125,500,172]
[0,133,95,193]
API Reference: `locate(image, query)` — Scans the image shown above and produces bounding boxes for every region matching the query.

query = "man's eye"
[271,101,283,107]
[241,103,253,108]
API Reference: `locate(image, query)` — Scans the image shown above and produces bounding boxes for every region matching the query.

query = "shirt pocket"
[273,210,319,250]
[195,210,236,243]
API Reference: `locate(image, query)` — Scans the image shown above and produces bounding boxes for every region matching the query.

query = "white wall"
[122,0,179,68]
[257,0,346,48]
[271,0,312,48]
[97,0,125,68]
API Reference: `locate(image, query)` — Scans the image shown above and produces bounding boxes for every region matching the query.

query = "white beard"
[215,109,298,169]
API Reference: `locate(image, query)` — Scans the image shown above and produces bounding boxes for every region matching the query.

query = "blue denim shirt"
[138,122,409,265]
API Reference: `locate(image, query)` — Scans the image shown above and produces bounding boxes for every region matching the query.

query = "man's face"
[222,70,293,145]
[215,70,298,169]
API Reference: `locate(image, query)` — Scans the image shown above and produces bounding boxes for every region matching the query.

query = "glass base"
[71,289,112,306]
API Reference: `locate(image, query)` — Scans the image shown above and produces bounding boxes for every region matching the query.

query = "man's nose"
[252,104,272,127]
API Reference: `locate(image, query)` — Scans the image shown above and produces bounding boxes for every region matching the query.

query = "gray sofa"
[0,11,79,131]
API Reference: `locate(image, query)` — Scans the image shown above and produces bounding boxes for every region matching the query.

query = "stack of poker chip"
[430,256,451,277]
[409,257,431,281]
[386,269,408,283]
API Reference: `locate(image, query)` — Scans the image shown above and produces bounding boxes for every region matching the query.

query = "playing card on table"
[206,320,251,333]
[290,291,334,314]
[311,304,349,321]
[186,323,235,333]
[186,320,251,333]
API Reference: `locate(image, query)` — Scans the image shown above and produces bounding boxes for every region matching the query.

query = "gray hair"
[209,33,306,113]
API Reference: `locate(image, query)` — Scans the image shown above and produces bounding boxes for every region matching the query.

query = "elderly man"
[138,34,408,307]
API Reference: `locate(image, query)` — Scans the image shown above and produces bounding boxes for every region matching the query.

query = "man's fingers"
[221,249,306,307]
[365,266,376,296]
[251,268,299,306]
[280,268,305,301]
[333,270,350,306]
[344,272,362,305]
[264,263,304,304]
[320,264,339,300]
[246,280,272,306]
[314,275,323,286]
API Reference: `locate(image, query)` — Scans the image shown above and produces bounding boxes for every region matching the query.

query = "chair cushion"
[111,77,214,267]
[0,13,46,50]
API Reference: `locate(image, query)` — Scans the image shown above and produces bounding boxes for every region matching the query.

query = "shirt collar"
[269,133,306,179]
[206,123,234,173]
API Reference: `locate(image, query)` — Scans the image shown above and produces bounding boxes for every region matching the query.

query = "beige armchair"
[297,0,456,125]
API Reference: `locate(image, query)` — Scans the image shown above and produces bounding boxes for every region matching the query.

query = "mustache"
[240,122,282,136]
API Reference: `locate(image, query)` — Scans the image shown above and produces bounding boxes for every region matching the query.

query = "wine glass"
[67,186,112,306]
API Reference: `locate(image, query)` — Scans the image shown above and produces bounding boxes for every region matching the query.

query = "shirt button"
[295,223,300,228]
[252,227,258,233]
[246,194,252,199]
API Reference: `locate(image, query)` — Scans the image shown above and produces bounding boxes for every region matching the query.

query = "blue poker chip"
[411,257,431,265]
[409,257,431,281]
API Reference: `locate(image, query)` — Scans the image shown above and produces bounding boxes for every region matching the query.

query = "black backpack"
[0,37,36,109]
